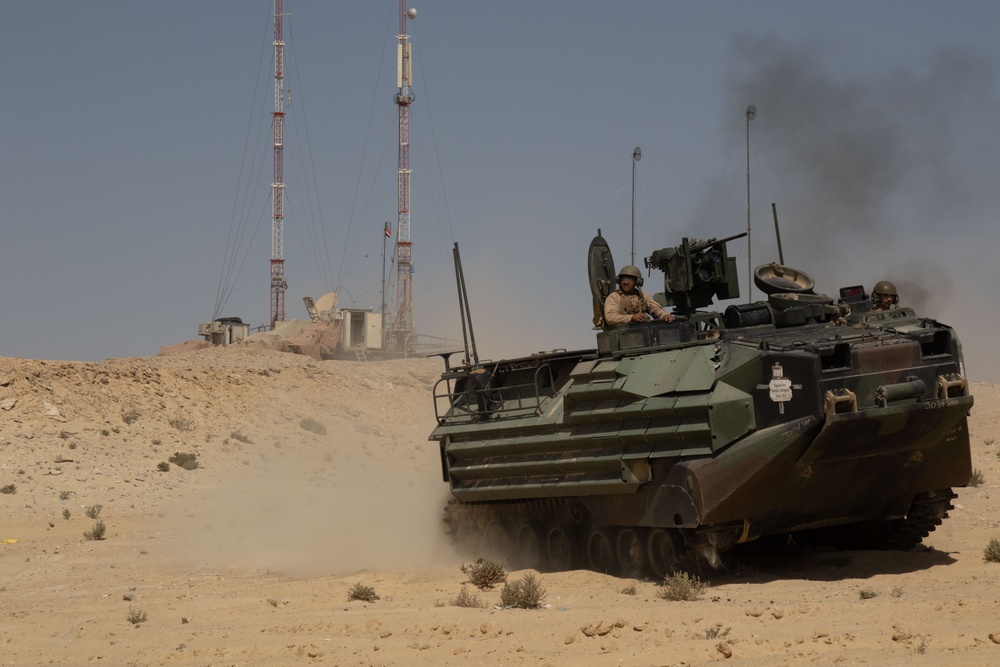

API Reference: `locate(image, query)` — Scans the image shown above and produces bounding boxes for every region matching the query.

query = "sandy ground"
[2,347,1000,666]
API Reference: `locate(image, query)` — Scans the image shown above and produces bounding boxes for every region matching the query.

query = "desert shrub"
[621,583,638,595]
[59,430,71,439]
[267,598,280,607]
[499,573,546,609]
[83,520,106,541]
[168,417,195,432]
[461,558,507,590]
[701,625,731,639]
[59,490,72,501]
[859,587,879,599]
[891,586,905,598]
[0,484,15,494]
[168,452,199,470]
[152,438,161,446]
[970,468,986,487]
[230,430,252,444]
[121,410,140,425]
[657,571,707,601]
[157,462,170,473]
[299,417,327,435]
[984,537,1000,563]
[126,607,147,624]
[451,585,487,608]
[85,504,103,519]
[347,583,379,603]
[62,508,71,520]
[985,438,996,447]
[100,429,110,436]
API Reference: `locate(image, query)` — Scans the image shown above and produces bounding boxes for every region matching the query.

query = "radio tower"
[388,1,417,352]
[269,0,287,329]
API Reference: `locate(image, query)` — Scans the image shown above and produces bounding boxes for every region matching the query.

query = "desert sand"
[2,347,1000,666]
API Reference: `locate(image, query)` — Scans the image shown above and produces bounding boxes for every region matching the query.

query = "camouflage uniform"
[604,289,671,325]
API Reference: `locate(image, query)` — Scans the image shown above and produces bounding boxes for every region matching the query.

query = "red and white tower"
[269,0,287,329]
[389,1,417,352]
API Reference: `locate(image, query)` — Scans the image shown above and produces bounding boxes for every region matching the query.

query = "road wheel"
[647,528,679,580]
[616,527,647,578]
[586,527,615,574]
[546,525,576,571]
[482,520,513,564]
[514,522,542,570]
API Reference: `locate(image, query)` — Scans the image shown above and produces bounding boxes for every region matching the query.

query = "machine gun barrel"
[689,231,748,252]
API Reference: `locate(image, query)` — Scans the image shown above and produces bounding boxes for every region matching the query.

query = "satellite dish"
[314,291,340,313]
[633,146,641,162]
[746,105,757,121]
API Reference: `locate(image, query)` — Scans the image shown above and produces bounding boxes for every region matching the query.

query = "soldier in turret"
[604,265,676,325]
[872,280,899,311]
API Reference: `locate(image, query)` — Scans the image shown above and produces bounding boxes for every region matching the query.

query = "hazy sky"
[3,1,999,380]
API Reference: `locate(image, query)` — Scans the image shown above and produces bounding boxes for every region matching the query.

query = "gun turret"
[646,232,746,316]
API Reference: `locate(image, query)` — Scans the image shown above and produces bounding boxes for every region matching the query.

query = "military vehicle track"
[445,497,708,579]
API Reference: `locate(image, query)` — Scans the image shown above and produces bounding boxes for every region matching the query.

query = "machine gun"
[645,232,746,317]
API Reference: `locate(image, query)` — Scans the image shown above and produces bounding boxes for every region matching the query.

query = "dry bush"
[83,520,106,541]
[299,417,327,435]
[499,573,546,609]
[1,484,16,495]
[157,462,170,473]
[169,452,199,470]
[970,468,986,487]
[859,587,879,599]
[700,625,731,639]
[85,504,103,519]
[121,409,140,425]
[461,558,507,590]
[657,571,707,601]
[168,417,195,432]
[620,583,638,595]
[62,508,71,520]
[451,585,487,608]
[347,583,379,603]
[984,537,1000,563]
[230,430,253,444]
[126,607,147,624]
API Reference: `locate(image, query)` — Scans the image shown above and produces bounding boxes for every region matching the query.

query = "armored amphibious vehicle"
[429,235,972,577]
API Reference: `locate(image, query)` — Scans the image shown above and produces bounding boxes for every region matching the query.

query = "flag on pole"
[384,222,392,238]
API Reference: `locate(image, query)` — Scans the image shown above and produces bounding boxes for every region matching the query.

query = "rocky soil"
[2,348,1000,666]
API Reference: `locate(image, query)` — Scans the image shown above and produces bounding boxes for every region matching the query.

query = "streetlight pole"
[631,146,641,265]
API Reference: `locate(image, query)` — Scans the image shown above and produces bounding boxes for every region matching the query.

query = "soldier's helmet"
[872,280,899,307]
[617,265,642,282]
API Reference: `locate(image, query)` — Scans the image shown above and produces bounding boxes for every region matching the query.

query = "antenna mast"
[745,104,756,303]
[269,0,287,329]
[388,1,417,353]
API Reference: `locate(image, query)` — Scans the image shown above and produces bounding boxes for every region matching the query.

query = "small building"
[197,317,250,346]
